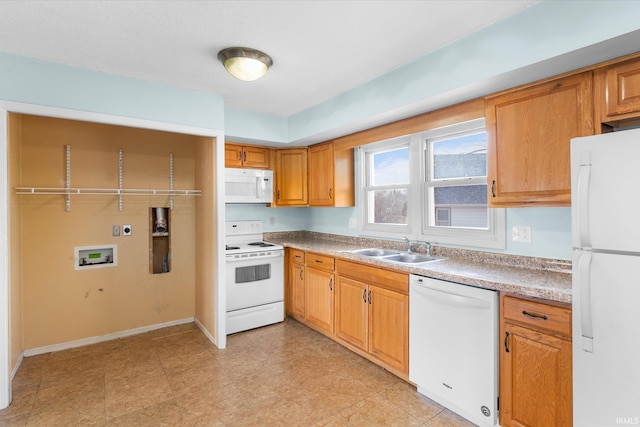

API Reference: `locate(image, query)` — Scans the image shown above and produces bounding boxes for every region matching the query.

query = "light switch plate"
[112,225,120,237]
[512,225,531,243]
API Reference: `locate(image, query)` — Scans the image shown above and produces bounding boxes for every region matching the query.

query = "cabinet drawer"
[306,252,335,272]
[503,296,571,337]
[290,249,305,264]
[336,259,408,294]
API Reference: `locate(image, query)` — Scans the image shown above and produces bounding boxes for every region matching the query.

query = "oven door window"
[235,263,271,283]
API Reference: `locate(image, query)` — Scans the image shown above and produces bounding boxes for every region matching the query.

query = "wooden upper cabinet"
[485,72,594,207]
[596,56,640,125]
[224,143,270,169]
[274,148,308,206]
[308,142,355,207]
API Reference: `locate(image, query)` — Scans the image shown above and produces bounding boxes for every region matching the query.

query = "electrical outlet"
[123,224,132,236]
[349,218,357,229]
[112,225,120,237]
[512,226,531,243]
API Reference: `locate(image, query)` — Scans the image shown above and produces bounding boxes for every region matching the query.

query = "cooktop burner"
[248,242,275,247]
[225,245,240,251]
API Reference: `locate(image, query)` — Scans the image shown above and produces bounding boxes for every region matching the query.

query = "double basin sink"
[349,248,444,266]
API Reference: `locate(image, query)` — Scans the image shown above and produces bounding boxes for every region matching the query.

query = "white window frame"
[358,118,505,249]
[421,119,505,249]
[358,136,417,237]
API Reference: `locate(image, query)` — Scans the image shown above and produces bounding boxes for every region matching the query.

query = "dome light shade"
[217,47,273,81]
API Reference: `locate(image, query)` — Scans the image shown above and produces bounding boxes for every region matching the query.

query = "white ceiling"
[0,0,538,118]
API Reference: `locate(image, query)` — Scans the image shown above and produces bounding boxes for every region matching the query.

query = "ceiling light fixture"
[217,47,273,81]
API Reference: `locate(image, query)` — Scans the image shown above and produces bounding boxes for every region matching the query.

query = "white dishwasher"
[409,274,498,427]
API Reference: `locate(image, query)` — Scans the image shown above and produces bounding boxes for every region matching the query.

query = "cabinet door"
[368,285,409,373]
[600,57,640,120]
[242,146,270,169]
[486,72,593,207]
[290,262,305,319]
[335,276,368,351]
[224,143,243,168]
[275,148,308,206]
[500,323,572,427]
[308,143,334,206]
[305,267,334,333]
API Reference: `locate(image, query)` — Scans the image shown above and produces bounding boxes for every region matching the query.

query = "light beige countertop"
[266,231,572,304]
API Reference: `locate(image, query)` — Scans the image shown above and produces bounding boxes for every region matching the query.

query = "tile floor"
[0,318,476,426]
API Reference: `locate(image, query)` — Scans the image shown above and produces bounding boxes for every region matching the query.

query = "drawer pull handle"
[504,331,510,353]
[362,288,367,303]
[491,180,496,198]
[315,259,323,263]
[299,270,303,280]
[523,310,548,320]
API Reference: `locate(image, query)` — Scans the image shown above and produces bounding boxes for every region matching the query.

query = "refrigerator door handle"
[578,251,594,352]
[577,152,592,248]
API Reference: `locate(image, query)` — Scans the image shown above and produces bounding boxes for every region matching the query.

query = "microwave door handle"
[256,177,262,199]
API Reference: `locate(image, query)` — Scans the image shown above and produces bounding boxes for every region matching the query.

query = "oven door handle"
[225,251,284,262]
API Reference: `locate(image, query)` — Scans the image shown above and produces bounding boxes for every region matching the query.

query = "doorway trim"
[0,100,226,410]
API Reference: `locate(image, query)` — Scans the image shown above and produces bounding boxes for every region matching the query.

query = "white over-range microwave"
[225,168,274,203]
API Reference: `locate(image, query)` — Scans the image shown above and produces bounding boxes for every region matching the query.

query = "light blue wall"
[226,204,572,260]
[286,1,640,144]
[224,105,288,144]
[0,51,224,129]
[225,204,309,231]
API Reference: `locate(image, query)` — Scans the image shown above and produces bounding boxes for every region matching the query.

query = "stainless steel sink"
[381,253,443,264]
[348,248,445,265]
[350,248,401,257]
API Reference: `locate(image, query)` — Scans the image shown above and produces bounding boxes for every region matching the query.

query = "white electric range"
[225,221,284,334]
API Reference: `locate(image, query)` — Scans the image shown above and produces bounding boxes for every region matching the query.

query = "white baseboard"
[11,351,24,381]
[194,318,218,348]
[23,317,195,357]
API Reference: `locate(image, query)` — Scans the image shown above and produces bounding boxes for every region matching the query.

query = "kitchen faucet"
[402,236,411,252]
[424,242,432,257]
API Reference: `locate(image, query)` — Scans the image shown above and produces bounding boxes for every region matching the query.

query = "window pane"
[369,189,408,225]
[372,147,410,185]
[432,132,487,180]
[433,185,488,228]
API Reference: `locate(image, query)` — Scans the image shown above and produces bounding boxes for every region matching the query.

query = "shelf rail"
[15,145,202,211]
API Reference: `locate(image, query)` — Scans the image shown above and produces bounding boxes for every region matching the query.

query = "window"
[358,119,505,249]
[361,139,411,234]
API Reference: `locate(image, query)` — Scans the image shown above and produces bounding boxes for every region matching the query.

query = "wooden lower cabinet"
[286,251,408,377]
[335,262,409,375]
[500,295,572,427]
[290,260,305,319]
[334,276,368,350]
[305,266,334,333]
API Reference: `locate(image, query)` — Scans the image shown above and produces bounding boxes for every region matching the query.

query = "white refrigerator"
[571,129,640,426]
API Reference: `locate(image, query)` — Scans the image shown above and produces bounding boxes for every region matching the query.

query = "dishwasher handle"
[411,282,491,309]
